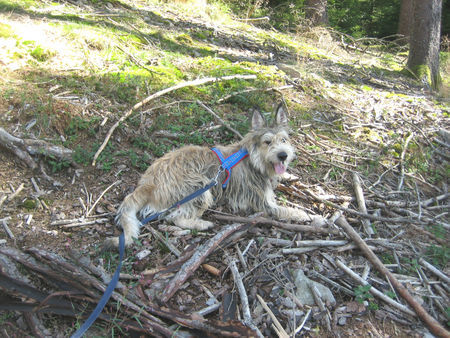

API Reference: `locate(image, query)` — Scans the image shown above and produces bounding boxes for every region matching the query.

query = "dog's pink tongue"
[274,163,286,174]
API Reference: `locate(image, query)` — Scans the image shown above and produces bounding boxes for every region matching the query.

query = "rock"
[293,269,336,306]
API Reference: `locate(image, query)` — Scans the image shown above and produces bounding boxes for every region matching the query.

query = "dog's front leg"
[264,188,326,226]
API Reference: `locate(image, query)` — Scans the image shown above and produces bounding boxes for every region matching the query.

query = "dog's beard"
[274,162,286,174]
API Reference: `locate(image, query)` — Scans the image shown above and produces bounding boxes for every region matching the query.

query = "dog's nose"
[277,152,288,162]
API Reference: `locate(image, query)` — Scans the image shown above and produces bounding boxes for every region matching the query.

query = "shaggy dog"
[106,104,324,248]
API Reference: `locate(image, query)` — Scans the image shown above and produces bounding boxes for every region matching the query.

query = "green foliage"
[354,284,372,303]
[327,0,401,38]
[30,45,55,62]
[47,155,71,173]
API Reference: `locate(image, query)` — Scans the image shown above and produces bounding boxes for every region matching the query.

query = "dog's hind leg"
[105,184,155,248]
[168,190,215,230]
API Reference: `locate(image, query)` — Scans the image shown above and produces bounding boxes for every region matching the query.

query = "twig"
[309,283,331,332]
[148,227,181,257]
[2,219,14,239]
[293,308,311,335]
[196,100,243,139]
[295,240,348,247]
[0,183,25,208]
[92,74,257,166]
[397,132,414,191]
[352,173,374,236]
[256,294,288,338]
[86,180,121,217]
[335,215,450,338]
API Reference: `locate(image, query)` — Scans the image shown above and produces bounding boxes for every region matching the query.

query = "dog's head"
[241,104,296,177]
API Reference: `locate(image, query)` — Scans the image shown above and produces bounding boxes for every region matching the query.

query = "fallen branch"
[228,258,264,337]
[212,213,340,235]
[335,216,450,338]
[161,223,247,302]
[352,173,374,236]
[0,127,73,170]
[92,74,257,166]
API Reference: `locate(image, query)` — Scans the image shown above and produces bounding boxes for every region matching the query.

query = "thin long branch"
[92,74,257,166]
[212,213,340,235]
[335,216,450,338]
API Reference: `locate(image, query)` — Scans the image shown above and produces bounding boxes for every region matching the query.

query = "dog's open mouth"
[274,162,286,174]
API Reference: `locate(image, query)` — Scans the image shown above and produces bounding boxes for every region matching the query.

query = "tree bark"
[397,0,414,45]
[407,0,442,90]
[305,0,328,26]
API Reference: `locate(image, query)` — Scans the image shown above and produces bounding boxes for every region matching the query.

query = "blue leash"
[71,148,248,337]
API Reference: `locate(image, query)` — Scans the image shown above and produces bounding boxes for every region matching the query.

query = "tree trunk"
[397,0,414,44]
[305,0,328,26]
[407,0,442,90]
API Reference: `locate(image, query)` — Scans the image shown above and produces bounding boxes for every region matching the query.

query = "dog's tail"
[104,184,155,249]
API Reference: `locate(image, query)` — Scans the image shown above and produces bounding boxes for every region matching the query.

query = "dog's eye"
[281,138,287,143]
[264,140,271,145]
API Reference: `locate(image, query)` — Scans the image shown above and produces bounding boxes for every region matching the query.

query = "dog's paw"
[173,218,215,230]
[194,219,214,230]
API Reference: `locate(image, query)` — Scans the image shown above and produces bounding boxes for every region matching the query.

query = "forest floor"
[0,0,449,337]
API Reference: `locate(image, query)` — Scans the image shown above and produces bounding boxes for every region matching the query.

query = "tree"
[397,0,413,44]
[305,0,328,26]
[407,0,442,90]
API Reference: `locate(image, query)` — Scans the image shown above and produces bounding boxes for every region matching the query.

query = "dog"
[105,104,324,248]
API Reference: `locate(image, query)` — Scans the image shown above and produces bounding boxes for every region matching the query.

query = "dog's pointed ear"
[251,110,266,130]
[275,103,289,126]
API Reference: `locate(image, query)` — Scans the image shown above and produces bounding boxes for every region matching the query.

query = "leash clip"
[213,166,224,185]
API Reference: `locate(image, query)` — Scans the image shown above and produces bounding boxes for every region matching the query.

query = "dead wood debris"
[0,127,73,170]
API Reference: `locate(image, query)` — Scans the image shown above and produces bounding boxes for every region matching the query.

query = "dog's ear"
[275,103,288,126]
[251,110,266,130]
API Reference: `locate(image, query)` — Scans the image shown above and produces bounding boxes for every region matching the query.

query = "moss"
[22,198,37,210]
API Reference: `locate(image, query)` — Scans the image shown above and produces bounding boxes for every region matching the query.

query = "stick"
[92,74,257,165]
[227,259,264,337]
[352,173,374,236]
[398,132,414,191]
[212,213,340,235]
[86,180,121,216]
[2,219,14,239]
[161,223,246,302]
[256,294,288,338]
[335,216,450,338]
[419,258,450,284]
[196,100,243,139]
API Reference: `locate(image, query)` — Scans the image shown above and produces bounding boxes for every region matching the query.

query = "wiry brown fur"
[106,105,325,248]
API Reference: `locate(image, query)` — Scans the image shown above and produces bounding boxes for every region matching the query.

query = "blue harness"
[211,148,248,188]
[71,148,249,337]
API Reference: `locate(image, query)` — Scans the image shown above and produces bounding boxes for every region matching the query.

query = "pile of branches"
[1,175,449,337]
